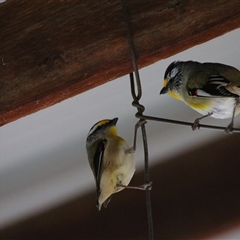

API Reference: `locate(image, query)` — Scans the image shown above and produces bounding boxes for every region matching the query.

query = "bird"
[86,118,151,210]
[160,61,240,133]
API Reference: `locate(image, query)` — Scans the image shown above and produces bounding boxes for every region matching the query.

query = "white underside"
[186,97,239,119]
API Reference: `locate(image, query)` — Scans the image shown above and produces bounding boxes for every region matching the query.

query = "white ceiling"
[1,29,240,230]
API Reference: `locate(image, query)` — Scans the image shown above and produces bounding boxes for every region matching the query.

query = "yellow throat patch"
[163,78,182,101]
[109,126,118,136]
[168,90,182,101]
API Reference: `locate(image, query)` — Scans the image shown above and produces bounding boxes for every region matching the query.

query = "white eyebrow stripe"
[88,124,99,137]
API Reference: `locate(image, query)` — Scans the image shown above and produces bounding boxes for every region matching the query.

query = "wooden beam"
[0,1,240,126]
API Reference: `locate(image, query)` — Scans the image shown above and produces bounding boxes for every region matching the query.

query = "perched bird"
[160,61,240,133]
[86,118,136,210]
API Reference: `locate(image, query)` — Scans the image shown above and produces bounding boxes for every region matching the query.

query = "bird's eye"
[174,81,181,89]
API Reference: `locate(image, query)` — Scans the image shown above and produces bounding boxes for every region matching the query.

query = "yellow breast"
[187,98,212,111]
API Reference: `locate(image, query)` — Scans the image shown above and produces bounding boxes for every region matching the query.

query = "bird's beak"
[160,87,168,95]
[160,79,168,95]
[110,117,118,125]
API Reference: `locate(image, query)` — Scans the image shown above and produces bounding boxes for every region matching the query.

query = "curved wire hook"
[121,1,154,240]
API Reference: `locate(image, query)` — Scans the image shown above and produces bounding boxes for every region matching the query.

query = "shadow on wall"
[1,134,240,239]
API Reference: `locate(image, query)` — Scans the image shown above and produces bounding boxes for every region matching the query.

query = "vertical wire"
[121,0,142,100]
[141,124,154,240]
[121,1,154,239]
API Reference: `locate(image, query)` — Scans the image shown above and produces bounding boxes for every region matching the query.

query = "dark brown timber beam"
[0,1,240,126]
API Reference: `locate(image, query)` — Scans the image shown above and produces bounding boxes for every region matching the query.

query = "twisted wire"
[121,1,154,240]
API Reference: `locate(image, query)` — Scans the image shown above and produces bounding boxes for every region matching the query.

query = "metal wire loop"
[130,73,146,118]
[121,1,154,240]
[121,0,142,101]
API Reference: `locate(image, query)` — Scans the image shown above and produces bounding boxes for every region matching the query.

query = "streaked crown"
[165,61,182,81]
[161,61,183,94]
[87,118,118,142]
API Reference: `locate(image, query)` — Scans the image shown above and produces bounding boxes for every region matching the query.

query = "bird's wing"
[93,139,107,194]
[188,73,238,98]
[203,62,240,85]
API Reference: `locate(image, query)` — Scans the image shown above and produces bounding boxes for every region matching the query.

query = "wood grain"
[1,0,240,125]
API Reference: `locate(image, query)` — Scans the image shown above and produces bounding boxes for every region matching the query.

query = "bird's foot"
[125,147,135,154]
[137,182,153,190]
[192,119,200,130]
[117,182,152,191]
[127,120,147,154]
[225,122,234,134]
[192,112,213,131]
